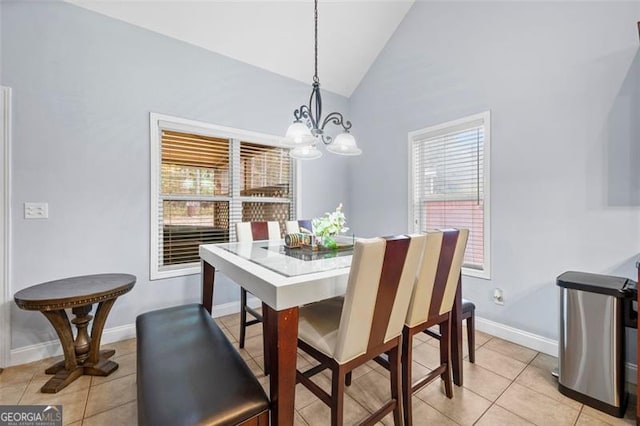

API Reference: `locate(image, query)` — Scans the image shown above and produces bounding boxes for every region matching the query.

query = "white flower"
[312,203,349,238]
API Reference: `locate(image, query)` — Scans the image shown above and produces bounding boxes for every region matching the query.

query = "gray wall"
[1,1,351,349]
[349,0,640,354]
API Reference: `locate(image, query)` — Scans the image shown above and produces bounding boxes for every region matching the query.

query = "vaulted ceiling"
[67,0,414,97]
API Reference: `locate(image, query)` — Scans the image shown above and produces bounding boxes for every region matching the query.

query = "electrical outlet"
[24,202,48,219]
[493,288,504,305]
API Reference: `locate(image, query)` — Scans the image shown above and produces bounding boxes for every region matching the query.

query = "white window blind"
[159,131,231,267]
[151,114,297,280]
[409,112,490,278]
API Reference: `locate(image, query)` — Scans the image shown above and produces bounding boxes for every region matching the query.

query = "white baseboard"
[10,323,137,367]
[475,316,558,356]
[9,298,262,366]
[475,316,638,385]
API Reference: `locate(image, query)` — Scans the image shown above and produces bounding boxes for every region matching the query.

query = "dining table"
[199,239,464,425]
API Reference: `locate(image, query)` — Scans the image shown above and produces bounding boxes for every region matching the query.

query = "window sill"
[151,264,201,280]
[462,266,491,280]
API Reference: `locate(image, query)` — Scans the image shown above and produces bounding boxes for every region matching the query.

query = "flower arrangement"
[312,204,349,249]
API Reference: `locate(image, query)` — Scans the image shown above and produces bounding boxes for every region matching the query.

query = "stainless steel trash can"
[557,271,634,417]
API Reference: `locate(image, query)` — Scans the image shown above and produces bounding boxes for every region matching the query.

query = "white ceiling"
[67,0,414,97]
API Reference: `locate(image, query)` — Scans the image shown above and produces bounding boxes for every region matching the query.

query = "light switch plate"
[24,202,48,219]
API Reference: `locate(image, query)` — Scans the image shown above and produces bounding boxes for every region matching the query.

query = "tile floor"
[1,312,636,426]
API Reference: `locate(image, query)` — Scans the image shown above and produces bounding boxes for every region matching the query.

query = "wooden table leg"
[264,305,299,426]
[201,260,215,315]
[84,299,119,376]
[451,277,463,386]
[41,310,81,393]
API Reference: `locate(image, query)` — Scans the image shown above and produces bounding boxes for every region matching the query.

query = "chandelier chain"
[314,0,318,82]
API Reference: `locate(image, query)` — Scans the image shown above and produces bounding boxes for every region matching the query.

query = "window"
[409,111,491,279]
[150,113,298,280]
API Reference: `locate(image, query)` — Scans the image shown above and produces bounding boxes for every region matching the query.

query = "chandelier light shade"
[326,132,362,156]
[290,144,323,160]
[283,0,362,160]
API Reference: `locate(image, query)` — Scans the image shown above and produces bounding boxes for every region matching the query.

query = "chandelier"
[281,0,362,160]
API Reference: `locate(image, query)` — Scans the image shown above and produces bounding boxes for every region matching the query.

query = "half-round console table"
[14,273,136,393]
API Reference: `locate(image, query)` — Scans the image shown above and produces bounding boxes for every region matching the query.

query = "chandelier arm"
[320,134,333,145]
[319,112,352,133]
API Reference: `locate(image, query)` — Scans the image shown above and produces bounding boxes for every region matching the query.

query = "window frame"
[150,112,301,280]
[407,111,491,280]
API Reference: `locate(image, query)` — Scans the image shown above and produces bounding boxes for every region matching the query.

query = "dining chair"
[295,234,426,425]
[285,219,313,234]
[423,298,476,363]
[401,228,468,426]
[235,221,281,372]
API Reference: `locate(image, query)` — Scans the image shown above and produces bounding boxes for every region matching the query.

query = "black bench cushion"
[137,304,269,426]
[462,298,475,312]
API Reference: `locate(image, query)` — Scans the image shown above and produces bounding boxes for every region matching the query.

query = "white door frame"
[0,87,12,368]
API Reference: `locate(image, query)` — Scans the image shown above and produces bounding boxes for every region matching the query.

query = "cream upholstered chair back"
[333,234,425,364]
[235,221,281,242]
[405,229,469,328]
[285,220,313,234]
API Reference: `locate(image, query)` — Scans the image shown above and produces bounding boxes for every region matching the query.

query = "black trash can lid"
[557,271,632,297]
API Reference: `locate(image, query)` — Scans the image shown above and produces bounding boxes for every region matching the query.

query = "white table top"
[199,241,352,310]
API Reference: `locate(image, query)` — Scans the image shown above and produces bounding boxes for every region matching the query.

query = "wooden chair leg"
[440,316,453,398]
[467,313,475,363]
[240,288,248,348]
[262,302,270,376]
[331,366,345,426]
[345,372,352,386]
[401,328,412,426]
[389,345,402,426]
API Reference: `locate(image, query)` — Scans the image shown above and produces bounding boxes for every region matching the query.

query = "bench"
[136,296,269,425]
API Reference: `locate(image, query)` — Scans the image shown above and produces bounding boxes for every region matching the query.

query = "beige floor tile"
[295,375,333,410]
[84,374,136,418]
[0,381,28,404]
[221,324,238,343]
[66,422,81,426]
[242,335,267,359]
[575,412,613,426]
[345,370,391,414]
[22,373,92,398]
[412,342,441,369]
[0,361,41,388]
[530,352,558,372]
[483,338,537,364]
[474,330,493,347]
[461,360,511,402]
[91,352,136,385]
[102,338,136,357]
[381,395,459,426]
[413,331,433,343]
[496,382,580,425]
[81,400,137,426]
[218,313,241,328]
[298,392,370,426]
[474,347,527,380]
[19,386,89,425]
[580,404,636,425]
[424,328,489,360]
[475,404,534,426]
[415,381,491,425]
[244,357,268,381]
[295,410,309,425]
[515,364,582,410]
[227,321,263,342]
